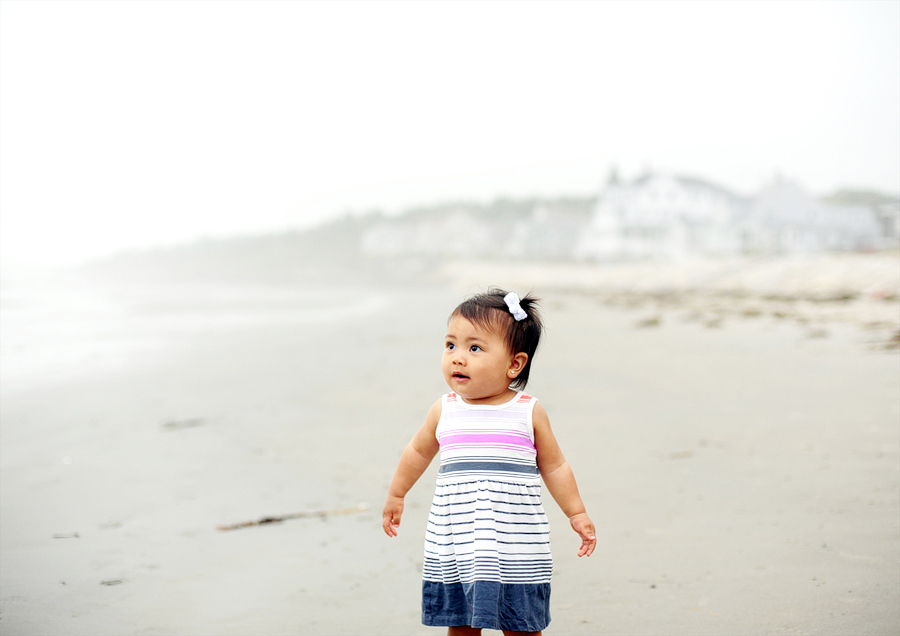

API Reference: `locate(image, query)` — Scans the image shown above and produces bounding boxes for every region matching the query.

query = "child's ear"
[507,352,529,378]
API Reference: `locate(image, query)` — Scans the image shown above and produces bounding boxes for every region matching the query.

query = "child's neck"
[458,388,518,406]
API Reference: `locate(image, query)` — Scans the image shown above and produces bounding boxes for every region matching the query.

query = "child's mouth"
[452,372,469,380]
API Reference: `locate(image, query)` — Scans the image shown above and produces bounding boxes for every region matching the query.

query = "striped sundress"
[422,391,552,632]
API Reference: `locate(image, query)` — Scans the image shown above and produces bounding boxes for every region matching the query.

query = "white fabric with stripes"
[423,391,552,585]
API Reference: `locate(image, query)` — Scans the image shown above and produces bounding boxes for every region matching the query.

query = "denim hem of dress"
[422,580,551,632]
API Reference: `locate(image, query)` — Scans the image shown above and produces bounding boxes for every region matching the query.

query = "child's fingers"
[578,533,597,557]
[382,512,397,537]
[382,496,405,537]
[381,496,403,537]
[571,515,596,557]
[381,513,396,537]
[382,508,401,537]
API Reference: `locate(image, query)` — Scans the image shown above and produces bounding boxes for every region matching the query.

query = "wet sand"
[1,273,898,635]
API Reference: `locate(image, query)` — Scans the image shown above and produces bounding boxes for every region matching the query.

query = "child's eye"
[446,342,455,351]
[470,345,482,353]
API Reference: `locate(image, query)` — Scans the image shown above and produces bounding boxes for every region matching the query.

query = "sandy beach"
[1,256,898,635]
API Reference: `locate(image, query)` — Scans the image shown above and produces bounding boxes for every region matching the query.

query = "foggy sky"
[1,0,898,266]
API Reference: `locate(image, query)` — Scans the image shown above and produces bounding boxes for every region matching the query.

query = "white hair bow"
[504,292,528,321]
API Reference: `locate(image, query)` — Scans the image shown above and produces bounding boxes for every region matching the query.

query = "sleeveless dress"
[421,391,552,632]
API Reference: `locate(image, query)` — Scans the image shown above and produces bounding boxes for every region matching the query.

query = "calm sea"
[0,268,389,396]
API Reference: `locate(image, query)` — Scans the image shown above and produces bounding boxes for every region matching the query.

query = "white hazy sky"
[1,0,898,266]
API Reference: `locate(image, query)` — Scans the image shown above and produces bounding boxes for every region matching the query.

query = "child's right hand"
[382,495,405,537]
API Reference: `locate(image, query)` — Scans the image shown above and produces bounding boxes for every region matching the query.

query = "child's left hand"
[569,512,596,557]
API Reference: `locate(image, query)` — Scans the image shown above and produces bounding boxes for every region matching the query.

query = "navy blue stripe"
[431,488,542,500]
[438,461,539,475]
[424,558,552,566]
[434,486,541,497]
[425,548,550,559]
[429,508,545,518]
[423,553,552,565]
[429,505,543,514]
[425,526,550,537]
[428,518,547,527]
[423,571,552,579]
[423,570,552,578]
[430,496,541,505]
[426,538,551,547]
[423,571,552,578]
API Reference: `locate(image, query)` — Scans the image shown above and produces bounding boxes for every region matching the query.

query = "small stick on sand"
[216,503,369,531]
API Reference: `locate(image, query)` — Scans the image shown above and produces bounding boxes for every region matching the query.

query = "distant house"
[576,172,745,260]
[740,178,881,253]
[820,190,900,249]
[874,202,900,247]
[361,172,889,261]
[578,172,885,259]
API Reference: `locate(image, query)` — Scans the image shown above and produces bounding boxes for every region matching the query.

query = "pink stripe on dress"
[439,433,536,452]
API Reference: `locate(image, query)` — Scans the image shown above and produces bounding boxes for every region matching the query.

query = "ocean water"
[0,269,390,395]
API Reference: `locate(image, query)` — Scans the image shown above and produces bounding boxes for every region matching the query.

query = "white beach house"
[739,178,882,253]
[576,172,745,260]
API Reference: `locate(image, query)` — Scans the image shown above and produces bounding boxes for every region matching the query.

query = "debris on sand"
[440,255,900,349]
[162,418,206,431]
[635,316,661,328]
[217,503,369,531]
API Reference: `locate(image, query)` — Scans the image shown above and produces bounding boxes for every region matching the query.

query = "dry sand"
[1,259,898,635]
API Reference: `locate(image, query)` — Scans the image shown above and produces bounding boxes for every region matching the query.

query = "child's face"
[442,314,526,405]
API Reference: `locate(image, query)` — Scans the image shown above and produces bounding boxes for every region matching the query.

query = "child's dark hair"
[450,287,543,389]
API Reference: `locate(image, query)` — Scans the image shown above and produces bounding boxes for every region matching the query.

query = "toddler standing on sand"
[383,288,596,635]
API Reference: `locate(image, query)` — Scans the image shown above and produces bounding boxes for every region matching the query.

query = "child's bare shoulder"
[425,398,442,426]
[532,400,551,430]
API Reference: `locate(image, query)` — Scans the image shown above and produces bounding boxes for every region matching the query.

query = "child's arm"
[382,399,441,537]
[533,402,597,557]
